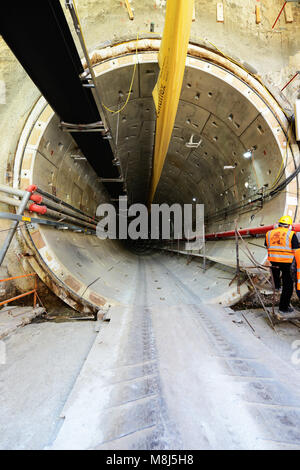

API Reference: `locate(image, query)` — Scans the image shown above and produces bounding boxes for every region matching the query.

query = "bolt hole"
[257,125,264,135]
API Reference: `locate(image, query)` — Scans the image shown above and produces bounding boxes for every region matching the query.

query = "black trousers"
[271,262,294,311]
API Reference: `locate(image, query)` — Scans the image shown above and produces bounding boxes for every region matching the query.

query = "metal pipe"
[0,212,96,235]
[0,194,22,207]
[36,187,98,220]
[0,195,47,214]
[0,289,36,307]
[0,179,98,224]
[41,195,96,224]
[44,207,96,230]
[0,188,32,265]
[0,194,96,230]
[205,223,300,240]
[0,183,25,198]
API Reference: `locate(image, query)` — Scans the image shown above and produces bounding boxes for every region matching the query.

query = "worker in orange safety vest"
[265,215,299,317]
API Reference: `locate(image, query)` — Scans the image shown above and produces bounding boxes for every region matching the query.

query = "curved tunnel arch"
[13,41,299,312]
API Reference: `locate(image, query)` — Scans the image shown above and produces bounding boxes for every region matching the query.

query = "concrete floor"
[1,255,300,449]
[0,321,97,450]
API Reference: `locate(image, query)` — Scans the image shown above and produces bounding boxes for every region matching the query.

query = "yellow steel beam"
[124,0,134,20]
[148,0,194,205]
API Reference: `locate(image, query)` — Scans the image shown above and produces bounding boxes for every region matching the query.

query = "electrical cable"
[0,223,27,234]
[102,34,139,115]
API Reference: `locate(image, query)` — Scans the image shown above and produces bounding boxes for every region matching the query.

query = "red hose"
[30,193,43,204]
[26,184,38,193]
[206,223,300,240]
[272,1,287,29]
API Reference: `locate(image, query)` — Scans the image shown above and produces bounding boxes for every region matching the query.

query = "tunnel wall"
[8,44,298,310]
[0,0,299,306]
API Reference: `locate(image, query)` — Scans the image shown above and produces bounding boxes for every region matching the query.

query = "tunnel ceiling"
[95,52,283,216]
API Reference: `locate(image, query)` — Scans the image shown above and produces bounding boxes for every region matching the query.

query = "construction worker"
[265,215,299,317]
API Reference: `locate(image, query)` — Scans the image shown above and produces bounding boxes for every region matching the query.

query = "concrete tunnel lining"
[13,41,299,312]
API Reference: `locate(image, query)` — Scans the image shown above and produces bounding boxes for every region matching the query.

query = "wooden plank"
[124,0,134,20]
[217,3,224,23]
[284,3,293,23]
[255,4,261,24]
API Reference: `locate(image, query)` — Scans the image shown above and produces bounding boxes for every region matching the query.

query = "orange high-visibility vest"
[266,227,295,263]
[295,249,300,290]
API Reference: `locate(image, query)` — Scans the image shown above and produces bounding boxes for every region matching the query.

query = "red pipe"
[281,72,299,92]
[205,223,300,240]
[30,193,43,204]
[26,184,37,193]
[28,203,47,215]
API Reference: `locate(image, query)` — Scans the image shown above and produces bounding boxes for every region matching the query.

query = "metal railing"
[0,273,38,308]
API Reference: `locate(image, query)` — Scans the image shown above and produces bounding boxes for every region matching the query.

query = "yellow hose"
[102,34,139,115]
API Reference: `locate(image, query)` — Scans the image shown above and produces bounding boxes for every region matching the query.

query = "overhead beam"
[0,1,121,185]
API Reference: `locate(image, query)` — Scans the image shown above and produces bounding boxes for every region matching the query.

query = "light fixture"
[243,150,252,159]
[192,197,196,202]
[185,135,202,149]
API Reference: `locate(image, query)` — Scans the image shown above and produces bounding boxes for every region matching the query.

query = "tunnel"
[1,0,300,451]
[10,39,298,313]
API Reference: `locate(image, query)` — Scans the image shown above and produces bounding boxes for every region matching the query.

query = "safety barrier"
[0,273,38,308]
